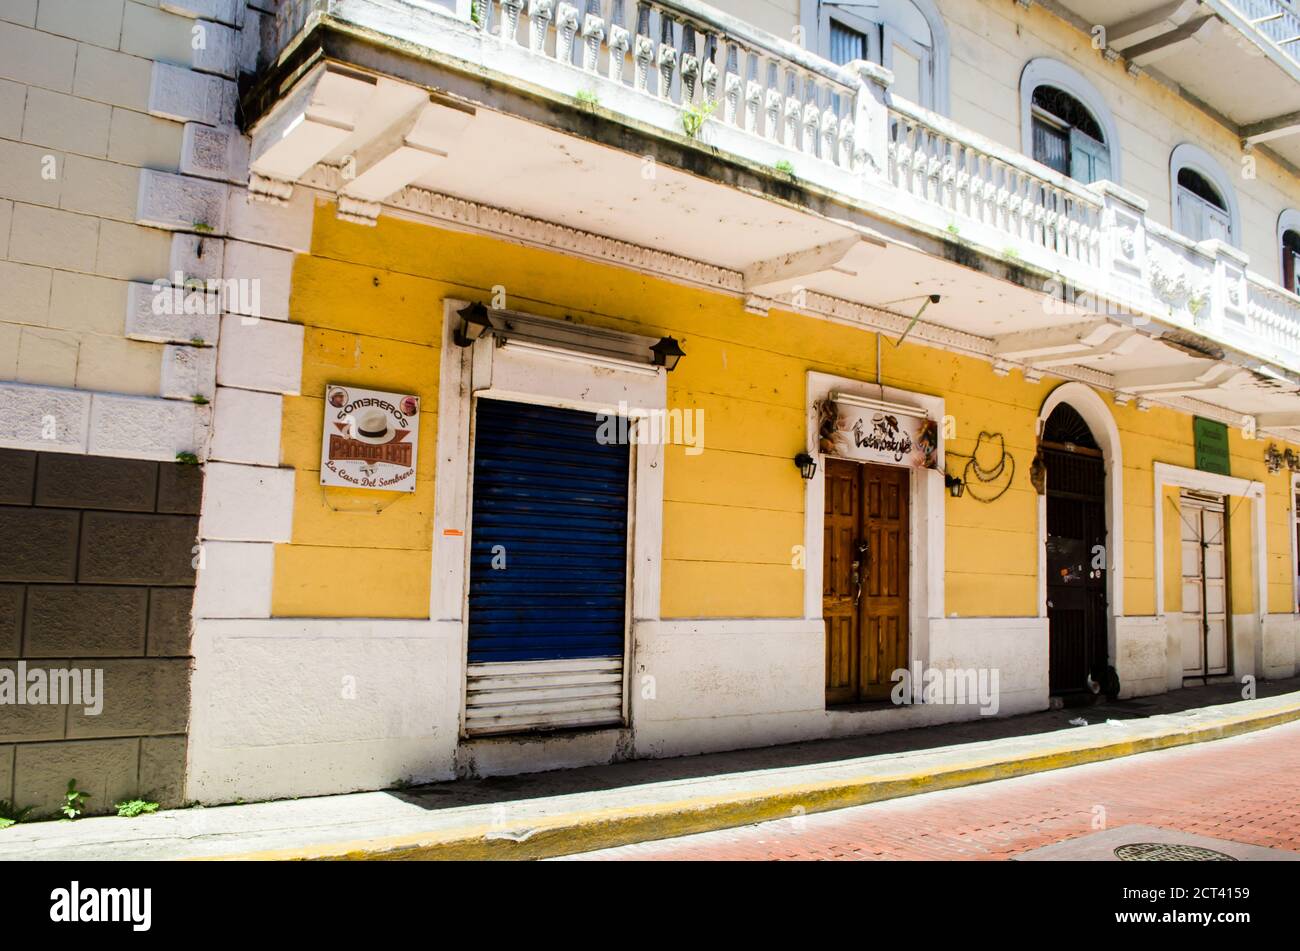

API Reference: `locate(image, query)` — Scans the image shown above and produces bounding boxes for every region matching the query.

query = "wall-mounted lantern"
[944,472,965,498]
[453,302,494,348]
[650,336,686,371]
[794,452,817,480]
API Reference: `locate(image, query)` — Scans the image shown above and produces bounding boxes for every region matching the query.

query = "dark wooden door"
[823,459,910,704]
[823,459,861,705]
[1044,446,1108,694]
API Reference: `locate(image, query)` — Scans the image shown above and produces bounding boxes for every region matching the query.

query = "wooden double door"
[823,459,910,705]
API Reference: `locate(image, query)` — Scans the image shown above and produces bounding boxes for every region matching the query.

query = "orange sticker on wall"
[443,529,464,537]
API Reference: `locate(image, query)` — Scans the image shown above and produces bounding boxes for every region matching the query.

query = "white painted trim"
[1277,208,1300,288]
[433,299,666,738]
[1152,461,1267,624]
[1018,58,1122,183]
[1292,472,1300,615]
[803,369,946,703]
[1036,382,1124,663]
[1169,142,1241,247]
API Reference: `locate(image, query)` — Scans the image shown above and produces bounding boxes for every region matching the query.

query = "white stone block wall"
[0,0,282,461]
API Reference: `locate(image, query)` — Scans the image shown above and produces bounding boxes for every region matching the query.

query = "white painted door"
[882,25,932,109]
[1180,493,1229,678]
[1176,186,1232,243]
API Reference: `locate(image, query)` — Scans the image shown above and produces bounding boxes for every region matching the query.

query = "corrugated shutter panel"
[465,398,630,735]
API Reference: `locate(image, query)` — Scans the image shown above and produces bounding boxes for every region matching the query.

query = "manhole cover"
[1114,843,1237,861]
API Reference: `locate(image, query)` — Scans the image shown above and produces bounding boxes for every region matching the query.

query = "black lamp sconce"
[453,302,494,348]
[651,336,685,371]
[944,472,965,498]
[794,452,818,480]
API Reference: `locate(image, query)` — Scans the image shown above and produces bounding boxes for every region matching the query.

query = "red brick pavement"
[562,720,1300,861]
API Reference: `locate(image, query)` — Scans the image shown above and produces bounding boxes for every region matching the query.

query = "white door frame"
[1153,461,1266,622]
[1291,472,1300,614]
[1036,383,1124,666]
[803,370,946,701]
[431,299,666,736]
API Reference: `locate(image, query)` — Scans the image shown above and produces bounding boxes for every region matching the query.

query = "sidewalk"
[4,677,1299,861]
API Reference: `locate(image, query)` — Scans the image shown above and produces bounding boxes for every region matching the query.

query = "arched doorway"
[1041,403,1110,695]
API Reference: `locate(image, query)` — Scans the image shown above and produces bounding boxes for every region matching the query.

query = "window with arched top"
[1284,230,1300,294]
[1278,210,1300,294]
[1030,86,1109,183]
[814,0,949,113]
[1169,144,1239,245]
[1018,60,1119,186]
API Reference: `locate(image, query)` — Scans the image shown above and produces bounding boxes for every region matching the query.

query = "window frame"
[1277,209,1300,294]
[1168,143,1240,247]
[805,0,950,115]
[1018,59,1120,184]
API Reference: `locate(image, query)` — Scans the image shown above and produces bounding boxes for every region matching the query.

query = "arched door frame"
[1037,383,1124,662]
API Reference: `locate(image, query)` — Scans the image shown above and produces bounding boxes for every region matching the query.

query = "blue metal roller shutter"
[465,398,630,734]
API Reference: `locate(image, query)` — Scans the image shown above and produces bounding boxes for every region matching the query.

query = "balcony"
[246,0,1300,430]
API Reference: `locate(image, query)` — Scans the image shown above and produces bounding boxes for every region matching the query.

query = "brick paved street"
[561,720,1300,861]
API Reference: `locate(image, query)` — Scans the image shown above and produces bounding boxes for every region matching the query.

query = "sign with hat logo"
[320,384,420,492]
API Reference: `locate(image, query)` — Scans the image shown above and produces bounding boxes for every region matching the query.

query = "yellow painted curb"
[207,697,1300,862]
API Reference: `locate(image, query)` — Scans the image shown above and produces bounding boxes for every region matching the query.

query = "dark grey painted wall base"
[0,449,201,817]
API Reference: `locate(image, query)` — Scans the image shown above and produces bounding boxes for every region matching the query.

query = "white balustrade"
[887,99,1102,268]
[471,0,863,170]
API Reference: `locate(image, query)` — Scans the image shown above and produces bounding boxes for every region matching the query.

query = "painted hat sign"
[320,385,420,492]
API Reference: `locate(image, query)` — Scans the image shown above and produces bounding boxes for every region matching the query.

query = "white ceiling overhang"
[246,60,1300,441]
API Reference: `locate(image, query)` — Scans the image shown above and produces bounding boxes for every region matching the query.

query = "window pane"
[1032,118,1070,176]
[830,21,867,65]
[891,44,922,103]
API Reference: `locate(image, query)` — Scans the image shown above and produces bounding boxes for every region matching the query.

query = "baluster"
[764,60,781,141]
[940,137,956,210]
[759,61,774,142]
[1041,185,1054,250]
[606,0,629,82]
[555,2,580,64]
[802,77,821,156]
[679,23,699,103]
[929,133,946,206]
[528,0,554,53]
[740,50,760,132]
[821,90,839,164]
[889,118,908,191]
[913,126,929,201]
[657,13,678,101]
[993,162,1009,233]
[500,0,524,42]
[472,0,493,32]
[837,100,854,169]
[702,34,719,104]
[906,124,921,197]
[723,44,742,125]
[783,68,801,147]
[633,4,654,93]
[952,144,968,215]
[581,0,605,73]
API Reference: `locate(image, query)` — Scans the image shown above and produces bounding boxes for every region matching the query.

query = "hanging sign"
[320,384,420,492]
[1193,416,1230,476]
[818,399,938,469]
